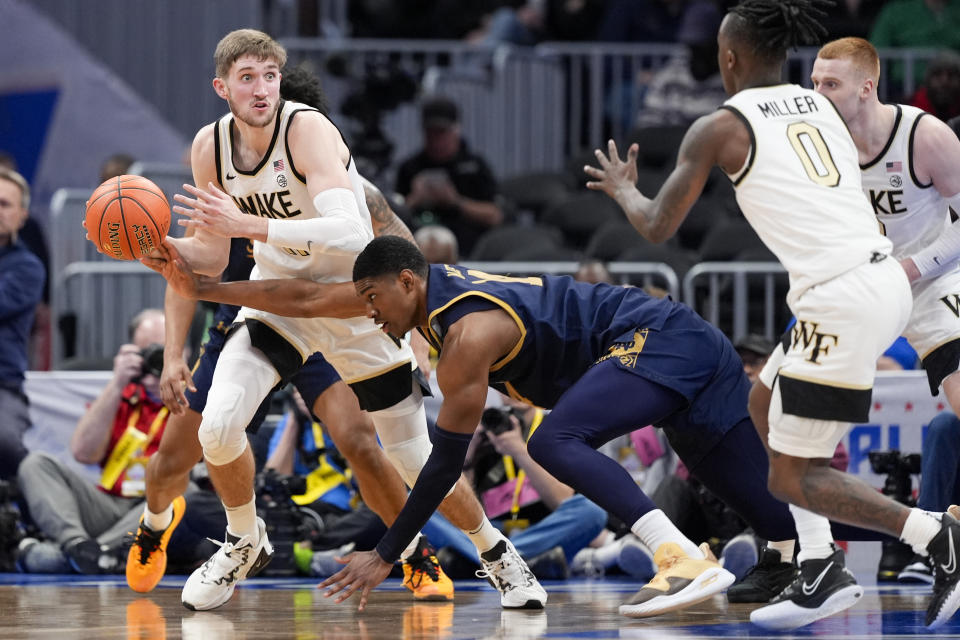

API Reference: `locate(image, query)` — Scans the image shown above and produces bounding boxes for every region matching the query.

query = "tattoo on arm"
[365,184,416,243]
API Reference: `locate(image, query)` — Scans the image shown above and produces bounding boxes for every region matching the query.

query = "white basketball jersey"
[723,85,892,306]
[859,104,951,261]
[213,100,411,381]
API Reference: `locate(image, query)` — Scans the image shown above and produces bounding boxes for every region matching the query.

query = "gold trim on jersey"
[343,359,412,385]
[502,381,543,408]
[425,291,526,373]
[777,371,871,391]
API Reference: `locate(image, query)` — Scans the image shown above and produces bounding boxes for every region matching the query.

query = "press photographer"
[439,395,607,580]
[869,449,923,582]
[17,309,173,574]
[258,388,353,576]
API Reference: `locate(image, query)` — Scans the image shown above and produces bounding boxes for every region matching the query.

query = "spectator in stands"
[910,51,960,122]
[634,1,727,128]
[734,334,774,385]
[597,0,687,43]
[414,225,460,264]
[0,155,51,369]
[0,168,45,480]
[574,259,614,285]
[99,153,135,184]
[395,96,503,257]
[15,309,205,574]
[870,0,960,92]
[820,0,886,41]
[435,394,607,580]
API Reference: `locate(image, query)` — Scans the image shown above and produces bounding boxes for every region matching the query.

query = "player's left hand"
[584,139,640,200]
[173,182,262,239]
[318,550,393,612]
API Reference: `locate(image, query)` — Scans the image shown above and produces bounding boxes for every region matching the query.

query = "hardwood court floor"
[0,574,958,639]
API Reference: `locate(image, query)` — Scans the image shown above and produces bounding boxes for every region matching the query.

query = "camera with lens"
[138,343,164,379]
[481,407,520,436]
[255,468,321,576]
[324,56,418,178]
[0,480,24,572]
[868,449,922,507]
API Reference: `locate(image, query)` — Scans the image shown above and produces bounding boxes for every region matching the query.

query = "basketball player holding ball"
[152,30,545,612]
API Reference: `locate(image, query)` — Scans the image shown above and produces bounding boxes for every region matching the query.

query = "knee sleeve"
[382,433,433,488]
[199,327,280,466]
[198,382,251,466]
[372,385,455,497]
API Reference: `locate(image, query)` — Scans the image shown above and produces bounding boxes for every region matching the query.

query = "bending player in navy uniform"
[586,0,960,630]
[147,233,927,618]
[725,36,960,607]
[138,32,543,612]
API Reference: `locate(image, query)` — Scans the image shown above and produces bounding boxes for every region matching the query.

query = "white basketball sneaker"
[476,539,548,609]
[181,517,273,611]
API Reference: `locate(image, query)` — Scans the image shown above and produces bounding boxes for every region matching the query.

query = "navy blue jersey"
[210,238,256,329]
[420,264,750,463]
[421,264,673,406]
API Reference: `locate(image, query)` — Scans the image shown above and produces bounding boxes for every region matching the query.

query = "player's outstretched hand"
[584,139,640,201]
[318,550,393,612]
[174,182,248,238]
[140,241,201,299]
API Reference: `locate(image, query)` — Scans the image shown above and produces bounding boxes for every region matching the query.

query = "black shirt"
[395,141,498,256]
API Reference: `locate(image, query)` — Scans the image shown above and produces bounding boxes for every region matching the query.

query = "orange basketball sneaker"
[126,495,186,593]
[402,537,454,601]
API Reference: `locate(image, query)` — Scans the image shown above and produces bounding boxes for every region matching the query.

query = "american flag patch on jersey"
[273,159,285,172]
[886,161,902,172]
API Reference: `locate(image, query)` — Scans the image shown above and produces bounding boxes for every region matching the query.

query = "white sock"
[465,517,504,554]
[630,509,703,559]
[143,503,173,532]
[402,533,425,560]
[224,496,259,543]
[789,504,834,563]
[900,508,942,555]
[767,539,795,564]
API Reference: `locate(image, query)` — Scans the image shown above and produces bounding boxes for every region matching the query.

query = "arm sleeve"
[266,188,373,254]
[910,204,960,281]
[374,425,473,563]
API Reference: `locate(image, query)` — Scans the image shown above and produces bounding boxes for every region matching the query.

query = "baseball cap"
[735,334,775,357]
[421,96,459,129]
[676,1,722,46]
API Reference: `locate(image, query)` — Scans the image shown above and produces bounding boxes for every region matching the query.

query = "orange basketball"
[85,175,170,260]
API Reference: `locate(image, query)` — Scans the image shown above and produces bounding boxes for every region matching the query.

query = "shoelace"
[133,527,164,565]
[200,536,252,582]
[405,550,441,587]
[476,550,533,591]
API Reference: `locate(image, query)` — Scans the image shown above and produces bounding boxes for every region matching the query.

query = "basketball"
[85,175,170,260]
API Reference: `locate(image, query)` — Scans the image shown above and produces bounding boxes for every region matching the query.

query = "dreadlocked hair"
[729,0,833,63]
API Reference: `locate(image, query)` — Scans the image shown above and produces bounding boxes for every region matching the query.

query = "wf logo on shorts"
[791,320,838,364]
